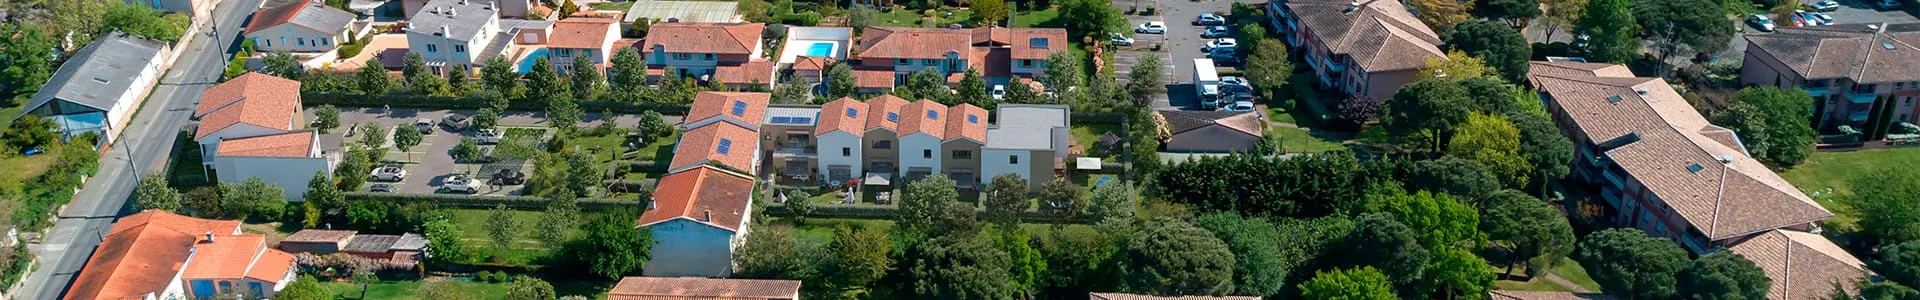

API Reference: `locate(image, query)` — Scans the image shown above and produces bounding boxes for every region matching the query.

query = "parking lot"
[1156,0,1257,110]
[312,107,667,195]
[1112,0,1175,108]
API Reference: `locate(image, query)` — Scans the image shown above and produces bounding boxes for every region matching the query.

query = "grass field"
[445,208,598,265]
[1777,147,1920,230]
[1070,123,1123,157]
[631,131,679,162]
[1490,258,1602,292]
[568,130,629,164]
[874,8,975,27]
[321,280,509,300]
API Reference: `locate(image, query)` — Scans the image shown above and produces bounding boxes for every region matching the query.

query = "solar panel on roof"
[967,114,979,124]
[793,117,812,124]
[771,116,793,124]
[846,108,859,118]
[717,139,733,154]
[1031,37,1049,49]
[927,110,939,119]
[731,101,746,116]
[887,112,899,122]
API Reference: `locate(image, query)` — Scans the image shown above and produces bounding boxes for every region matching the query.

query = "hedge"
[341,192,641,211]
[302,92,691,115]
[765,203,1078,224]
[1071,111,1131,124]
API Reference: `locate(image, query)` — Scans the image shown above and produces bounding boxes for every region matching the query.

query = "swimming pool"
[515,48,550,74]
[805,42,835,57]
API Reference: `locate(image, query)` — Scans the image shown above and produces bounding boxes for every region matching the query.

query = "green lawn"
[1777,147,1920,230]
[446,208,597,265]
[0,154,56,194]
[1489,258,1601,292]
[1010,7,1060,28]
[631,131,679,162]
[321,280,510,300]
[1069,123,1123,157]
[1270,127,1347,154]
[495,127,548,160]
[786,217,896,243]
[0,106,22,130]
[568,130,629,164]
[590,1,632,11]
[874,8,974,27]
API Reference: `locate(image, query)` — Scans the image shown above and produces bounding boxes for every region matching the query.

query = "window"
[1009,155,1019,164]
[927,110,939,119]
[674,53,691,60]
[454,45,466,53]
[887,112,899,122]
[875,140,892,149]
[718,139,734,154]
[297,38,306,46]
[731,100,747,116]
[846,108,859,118]
[923,59,938,65]
[704,54,715,60]
[323,38,331,46]
[897,59,910,65]
[967,114,979,124]
[1020,59,1033,67]
[427,44,438,53]
[923,149,932,158]
[219,281,232,292]
[842,147,852,156]
[558,49,572,56]
[952,150,972,159]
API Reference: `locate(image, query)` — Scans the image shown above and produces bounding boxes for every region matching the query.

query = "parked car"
[1812,0,1840,11]
[440,174,480,193]
[1194,13,1227,26]
[1747,14,1776,32]
[1222,101,1256,112]
[1881,0,1902,9]
[1108,32,1134,46]
[476,128,504,144]
[1788,11,1810,26]
[440,114,469,131]
[368,183,395,193]
[370,166,407,182]
[1208,47,1240,63]
[412,119,434,134]
[1203,38,1238,52]
[992,84,1007,100]
[1220,76,1250,90]
[1135,21,1167,34]
[1808,12,1834,25]
[1202,26,1232,38]
[491,169,526,185]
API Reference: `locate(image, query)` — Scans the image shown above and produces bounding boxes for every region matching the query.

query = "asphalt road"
[16,0,261,298]
[1160,0,1246,110]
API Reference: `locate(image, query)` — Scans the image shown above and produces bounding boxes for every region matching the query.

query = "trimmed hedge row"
[341,192,641,211]
[302,92,691,115]
[765,203,1077,224]
[1071,111,1131,124]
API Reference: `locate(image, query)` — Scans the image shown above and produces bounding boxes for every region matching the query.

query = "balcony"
[1847,91,1878,104]
[1804,84,1831,97]
[1851,110,1872,122]
[773,144,817,158]
[1324,57,1345,73]
[1600,186,1625,209]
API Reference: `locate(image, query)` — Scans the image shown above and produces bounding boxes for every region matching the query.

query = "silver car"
[370,166,407,182]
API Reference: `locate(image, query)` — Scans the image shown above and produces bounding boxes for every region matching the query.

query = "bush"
[341,192,642,211]
[337,36,372,59]
[301,92,691,115]
[780,11,822,26]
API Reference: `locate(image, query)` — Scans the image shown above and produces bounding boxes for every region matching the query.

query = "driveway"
[316,107,679,195]
[1112,0,1176,108]
[327,34,407,71]
[1158,0,1253,110]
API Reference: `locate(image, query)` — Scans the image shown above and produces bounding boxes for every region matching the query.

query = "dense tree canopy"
[276,275,332,300]
[1444,20,1532,83]
[1676,251,1771,300]
[0,24,56,105]
[1479,190,1575,277]
[1716,87,1816,167]
[1125,218,1238,296]
[1507,111,1574,192]
[1381,191,1483,250]
[1196,213,1292,296]
[1155,154,1385,217]
[1872,240,1920,290]
[1338,213,1430,285]
[1299,267,1397,300]
[1410,0,1475,32]
[900,175,961,231]
[1575,0,1639,63]
[1404,157,1501,201]
[1575,228,1689,300]
[911,232,1017,299]
[135,174,180,212]
[1385,78,1475,152]
[567,212,655,279]
[1448,113,1532,189]
[1851,166,1920,244]
[1630,0,1735,62]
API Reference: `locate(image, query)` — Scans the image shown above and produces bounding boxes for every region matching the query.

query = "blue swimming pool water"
[805,42,835,57]
[515,48,550,74]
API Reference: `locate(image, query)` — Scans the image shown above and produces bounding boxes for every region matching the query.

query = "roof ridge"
[1781,233,1797,299]
[1708,162,1731,237]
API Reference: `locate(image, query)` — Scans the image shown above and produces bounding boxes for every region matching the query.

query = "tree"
[1124,217,1237,296]
[1043,51,1085,104]
[1423,247,1497,298]
[1717,87,1815,167]
[536,190,582,247]
[1244,39,1292,102]
[393,125,422,160]
[1449,113,1532,189]
[526,57,571,102]
[1851,168,1920,244]
[1127,52,1166,107]
[1039,177,1084,218]
[848,7,877,34]
[474,108,501,131]
[1677,251,1771,300]
[1484,0,1542,26]
[570,54,604,100]
[1508,112,1573,195]
[504,275,558,300]
[912,232,1017,299]
[453,137,484,162]
[183,187,222,218]
[1196,213,1290,296]
[1538,0,1588,43]
[956,69,989,107]
[737,226,822,280]
[276,275,332,300]
[1254,130,1284,155]
[351,271,377,300]
[1006,80,1039,104]
[219,178,285,219]
[448,67,471,94]
[905,68,950,103]
[1056,0,1127,37]
[408,71,452,96]
[1339,213,1430,284]
[1088,66,1123,107]
[424,218,469,264]
[402,52,428,80]
[312,105,341,134]
[1479,190,1574,277]
[773,76,814,104]
[483,57,520,94]
[783,190,816,224]
[1084,183,1136,224]
[564,151,604,196]
[1576,0,1639,63]
[0,23,56,105]
[306,171,345,224]
[103,3,185,42]
[1873,240,1920,289]
[356,59,392,95]
[1575,228,1689,300]
[1419,50,1496,81]
[1299,267,1397,300]
[334,150,372,191]
[549,96,583,133]
[559,0,580,18]
[1410,0,1475,32]
[2,115,59,150]
[568,211,655,279]
[899,175,960,231]
[995,227,1047,297]
[972,0,1011,26]
[1382,190,1484,251]
[609,48,646,92]
[262,51,303,80]
[1384,78,1474,152]
[825,63,858,99]
[485,205,522,250]
[1632,0,1734,64]
[982,174,1028,227]
[1444,20,1532,83]
[828,225,892,294]
[135,174,181,212]
[637,111,674,140]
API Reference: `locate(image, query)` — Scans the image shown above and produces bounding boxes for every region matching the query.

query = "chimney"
[1635,87,1649,95]
[485,2,494,10]
[1878,22,1890,33]
[703,210,712,221]
[431,5,440,14]
[203,231,215,243]
[442,25,450,37]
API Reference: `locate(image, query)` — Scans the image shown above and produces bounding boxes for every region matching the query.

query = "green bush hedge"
[766,203,1075,223]
[341,192,641,211]
[302,92,691,115]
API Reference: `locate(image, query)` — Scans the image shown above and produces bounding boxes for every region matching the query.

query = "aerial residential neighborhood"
[0,0,1918,298]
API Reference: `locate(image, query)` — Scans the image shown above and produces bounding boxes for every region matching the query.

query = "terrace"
[777,27,852,68]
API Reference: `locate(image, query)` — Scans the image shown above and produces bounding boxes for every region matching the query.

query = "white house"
[194,73,336,200]
[244,0,359,53]
[405,0,503,69]
[545,17,620,73]
[894,99,947,181]
[981,104,1070,192]
[64,210,298,300]
[16,32,170,145]
[814,98,867,182]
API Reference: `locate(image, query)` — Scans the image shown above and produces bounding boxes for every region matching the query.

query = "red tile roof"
[943,103,988,143]
[857,27,974,59]
[1011,28,1070,60]
[641,22,764,55]
[863,95,909,132]
[1725,229,1869,300]
[815,97,867,136]
[215,131,316,158]
[1486,290,1614,300]
[639,166,757,231]
[66,210,245,300]
[607,277,801,299]
[1286,0,1445,72]
[792,56,831,71]
[971,26,1011,46]
[852,68,897,89]
[669,122,761,174]
[180,235,268,279]
[711,61,777,86]
[196,73,303,139]
[244,249,296,282]
[897,99,948,138]
[684,91,770,129]
[548,17,619,49]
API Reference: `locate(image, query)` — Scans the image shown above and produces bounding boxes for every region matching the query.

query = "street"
[15,0,262,298]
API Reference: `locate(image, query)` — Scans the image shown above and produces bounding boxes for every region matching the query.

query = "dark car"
[369,183,395,193]
[490,169,526,185]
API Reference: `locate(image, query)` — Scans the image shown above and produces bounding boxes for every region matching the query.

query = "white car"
[1202,26,1232,38]
[439,174,480,193]
[1808,12,1834,25]
[1203,38,1238,52]
[1109,32,1134,46]
[1220,76,1250,89]
[1194,13,1227,26]
[1135,21,1166,34]
[1811,0,1840,11]
[1747,14,1776,32]
[992,84,1007,100]
[475,128,504,144]
[1221,101,1255,112]
[370,166,407,182]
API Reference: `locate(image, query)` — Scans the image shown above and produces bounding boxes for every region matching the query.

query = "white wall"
[815,131,863,182]
[102,49,168,144]
[213,155,331,200]
[196,123,291,164]
[248,25,343,53]
[896,133,942,178]
[980,148,1031,188]
[407,17,501,66]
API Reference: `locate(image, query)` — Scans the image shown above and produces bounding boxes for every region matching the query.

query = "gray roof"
[20,32,167,117]
[764,105,821,126]
[985,104,1070,150]
[406,0,498,42]
[392,233,428,251]
[622,0,741,24]
[253,0,357,34]
[341,234,401,253]
[289,3,356,33]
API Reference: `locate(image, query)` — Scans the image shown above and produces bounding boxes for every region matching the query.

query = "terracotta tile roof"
[180,234,268,279]
[684,91,770,129]
[1486,290,1614,300]
[792,56,831,71]
[852,68,897,89]
[981,47,1011,77]
[1286,0,1445,71]
[196,73,303,139]
[282,229,357,243]
[638,166,757,231]
[244,249,296,282]
[1088,293,1263,300]
[863,94,909,131]
[815,97,867,136]
[971,26,1011,46]
[1011,28,1070,60]
[711,61,777,86]
[215,131,316,158]
[1158,110,1264,136]
[1528,62,1834,241]
[1527,61,1634,78]
[607,276,801,299]
[548,17,619,49]
[896,99,948,138]
[641,22,764,55]
[66,210,244,300]
[616,38,644,52]
[1744,23,1920,82]
[943,103,988,143]
[857,27,974,59]
[1725,229,1869,300]
[669,122,761,174]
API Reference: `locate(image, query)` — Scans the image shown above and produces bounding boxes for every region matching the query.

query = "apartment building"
[1742,23,1920,135]
[405,0,504,68]
[1267,0,1445,100]
[245,0,359,53]
[641,22,774,88]
[854,26,1070,89]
